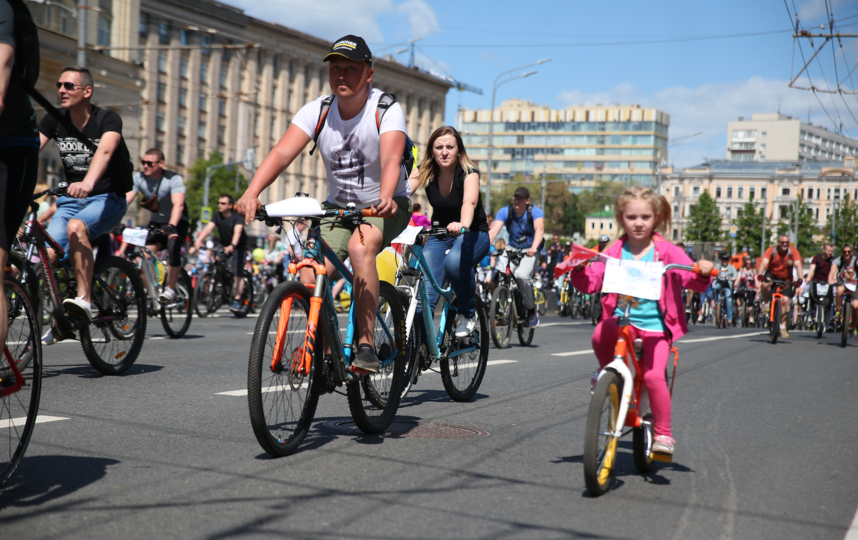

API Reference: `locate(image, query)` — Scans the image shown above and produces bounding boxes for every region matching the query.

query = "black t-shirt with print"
[38,106,128,195]
[424,165,488,232]
[213,211,248,250]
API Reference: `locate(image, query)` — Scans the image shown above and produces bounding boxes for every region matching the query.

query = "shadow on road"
[42,363,164,379]
[0,455,119,514]
[399,389,489,408]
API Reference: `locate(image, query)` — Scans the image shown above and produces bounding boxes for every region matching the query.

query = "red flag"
[554,243,602,278]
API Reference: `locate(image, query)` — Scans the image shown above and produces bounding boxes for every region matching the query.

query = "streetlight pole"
[77,0,87,66]
[485,58,551,214]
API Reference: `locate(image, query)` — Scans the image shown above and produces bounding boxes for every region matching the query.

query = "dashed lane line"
[538,322,591,327]
[215,359,518,397]
[0,416,69,429]
[551,331,767,356]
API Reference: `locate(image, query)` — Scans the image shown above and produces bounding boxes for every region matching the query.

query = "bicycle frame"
[131,246,166,312]
[767,280,792,324]
[1,347,26,398]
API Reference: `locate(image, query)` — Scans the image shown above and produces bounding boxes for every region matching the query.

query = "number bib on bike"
[602,258,663,300]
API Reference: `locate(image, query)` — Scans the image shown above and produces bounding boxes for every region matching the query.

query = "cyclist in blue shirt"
[488,186,545,328]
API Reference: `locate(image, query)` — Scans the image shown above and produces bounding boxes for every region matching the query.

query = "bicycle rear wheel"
[233,273,253,318]
[535,288,547,316]
[247,281,321,456]
[0,276,43,486]
[517,317,534,347]
[80,256,147,375]
[583,371,622,497]
[160,269,193,338]
[841,301,852,348]
[490,285,512,349]
[816,304,824,339]
[441,296,489,402]
[347,282,406,434]
[769,300,781,344]
[193,273,213,318]
[397,288,420,401]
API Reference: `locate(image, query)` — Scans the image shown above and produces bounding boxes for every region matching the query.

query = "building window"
[761,187,767,199]
[782,187,791,196]
[180,57,188,79]
[673,186,679,198]
[727,187,733,198]
[159,21,169,44]
[138,15,147,37]
[673,229,679,241]
[673,204,679,215]
[609,222,613,230]
[692,186,700,196]
[726,206,731,218]
[201,35,210,55]
[590,222,595,230]
[828,188,832,200]
[738,187,744,199]
[816,208,820,220]
[217,124,225,144]
[749,187,755,200]
[200,63,208,84]
[157,82,166,102]
[218,98,225,116]
[198,121,206,138]
[176,145,185,165]
[761,131,767,139]
[599,222,604,230]
[272,56,280,79]
[97,15,111,47]
[220,68,227,88]
[834,188,841,200]
[156,111,165,132]
[158,52,167,73]
[716,186,722,198]
[180,28,188,47]
[761,143,766,151]
[779,205,788,219]
[178,88,187,107]
[177,116,186,133]
[199,92,206,110]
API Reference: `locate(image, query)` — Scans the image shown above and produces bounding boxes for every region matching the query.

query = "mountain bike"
[394,226,489,402]
[570,287,590,319]
[1,274,43,486]
[713,280,731,329]
[246,196,406,457]
[759,275,797,345]
[557,273,572,317]
[533,280,547,316]
[122,226,193,338]
[490,248,534,348]
[17,183,147,375]
[807,281,832,339]
[193,246,253,318]
[591,291,603,326]
[834,280,857,347]
[584,260,717,496]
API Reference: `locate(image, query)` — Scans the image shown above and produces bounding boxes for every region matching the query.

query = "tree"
[185,152,246,230]
[826,194,858,250]
[684,191,722,242]
[733,202,764,256]
[775,195,819,257]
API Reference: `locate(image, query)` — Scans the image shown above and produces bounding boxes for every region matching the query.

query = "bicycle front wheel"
[81,256,147,375]
[769,300,781,344]
[583,371,622,497]
[347,282,406,434]
[397,288,420,402]
[193,273,213,318]
[816,305,824,339]
[841,301,852,348]
[233,273,253,318]
[0,276,43,486]
[632,419,654,474]
[247,281,321,457]
[490,285,512,349]
[441,296,489,402]
[160,269,193,338]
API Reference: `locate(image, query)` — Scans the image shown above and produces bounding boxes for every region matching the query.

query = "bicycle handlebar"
[241,199,387,228]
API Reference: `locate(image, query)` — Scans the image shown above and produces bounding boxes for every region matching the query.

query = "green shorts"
[320,197,412,261]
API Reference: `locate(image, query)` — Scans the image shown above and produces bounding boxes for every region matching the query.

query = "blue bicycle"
[246,196,406,457]
[395,226,489,402]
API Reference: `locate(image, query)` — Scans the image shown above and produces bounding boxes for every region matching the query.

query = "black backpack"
[308,92,417,177]
[505,203,544,249]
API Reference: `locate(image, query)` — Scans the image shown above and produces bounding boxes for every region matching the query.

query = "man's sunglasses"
[56,82,87,91]
[845,250,854,254]
[140,160,159,167]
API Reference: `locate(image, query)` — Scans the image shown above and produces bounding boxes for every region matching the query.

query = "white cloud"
[558,77,858,169]
[225,0,438,45]
[795,0,854,24]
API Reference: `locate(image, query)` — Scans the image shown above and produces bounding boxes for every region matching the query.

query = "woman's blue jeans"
[418,231,491,323]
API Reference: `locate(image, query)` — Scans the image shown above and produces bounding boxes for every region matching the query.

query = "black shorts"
[147,220,189,267]
[0,146,39,252]
[230,247,246,276]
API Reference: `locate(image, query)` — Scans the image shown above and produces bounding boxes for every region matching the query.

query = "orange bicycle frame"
[270,258,327,375]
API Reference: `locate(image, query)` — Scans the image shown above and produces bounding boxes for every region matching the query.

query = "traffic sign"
[201,206,212,224]
[730,225,737,238]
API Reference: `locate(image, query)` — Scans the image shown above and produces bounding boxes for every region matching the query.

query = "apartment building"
[662,157,858,244]
[458,100,669,188]
[726,113,858,163]
[584,210,617,241]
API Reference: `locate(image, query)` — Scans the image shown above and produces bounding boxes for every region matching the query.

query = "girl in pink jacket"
[570,187,714,456]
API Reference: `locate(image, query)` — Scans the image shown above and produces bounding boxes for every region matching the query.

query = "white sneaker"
[160,287,177,304]
[455,315,477,338]
[63,297,93,322]
[41,328,57,346]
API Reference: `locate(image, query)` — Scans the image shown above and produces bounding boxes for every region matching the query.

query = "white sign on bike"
[846,280,857,292]
[816,283,830,296]
[122,228,149,247]
[390,225,424,246]
[601,259,663,301]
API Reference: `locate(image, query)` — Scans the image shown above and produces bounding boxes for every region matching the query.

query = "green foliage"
[826,194,858,249]
[733,202,764,257]
[185,152,246,230]
[774,196,819,256]
[684,191,723,243]
[584,238,599,249]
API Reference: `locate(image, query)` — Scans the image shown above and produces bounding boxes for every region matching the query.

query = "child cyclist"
[569,186,714,457]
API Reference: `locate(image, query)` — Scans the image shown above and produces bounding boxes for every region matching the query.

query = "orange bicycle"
[759,275,798,344]
[583,261,717,496]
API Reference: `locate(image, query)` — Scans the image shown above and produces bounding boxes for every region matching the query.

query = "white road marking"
[216,360,517,397]
[0,415,69,429]
[845,504,858,540]
[539,322,591,327]
[551,350,594,357]
[551,332,767,356]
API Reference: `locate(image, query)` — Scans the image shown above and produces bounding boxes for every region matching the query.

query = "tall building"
[662,157,858,246]
[137,0,451,212]
[726,113,858,163]
[458,99,670,188]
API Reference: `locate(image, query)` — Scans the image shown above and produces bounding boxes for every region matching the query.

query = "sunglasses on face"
[218,201,230,206]
[140,160,159,167]
[56,82,86,91]
[845,251,854,254]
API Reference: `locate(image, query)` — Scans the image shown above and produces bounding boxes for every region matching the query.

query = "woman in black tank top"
[408,126,491,336]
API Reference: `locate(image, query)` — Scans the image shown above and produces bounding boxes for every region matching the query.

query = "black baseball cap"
[514,187,530,199]
[324,35,373,67]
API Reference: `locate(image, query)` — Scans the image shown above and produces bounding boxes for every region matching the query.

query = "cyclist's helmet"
[598,235,610,243]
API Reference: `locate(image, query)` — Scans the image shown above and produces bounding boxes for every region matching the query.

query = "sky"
[228,0,858,169]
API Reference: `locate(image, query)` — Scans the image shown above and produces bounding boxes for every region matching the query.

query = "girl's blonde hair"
[613,186,672,236]
[493,238,507,251]
[415,126,477,190]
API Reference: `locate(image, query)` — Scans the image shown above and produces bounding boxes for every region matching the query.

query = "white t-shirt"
[285,227,303,259]
[291,88,411,207]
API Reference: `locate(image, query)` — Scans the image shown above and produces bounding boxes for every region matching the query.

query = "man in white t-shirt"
[236,35,412,372]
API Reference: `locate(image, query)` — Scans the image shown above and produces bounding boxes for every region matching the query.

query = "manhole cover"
[321,420,490,439]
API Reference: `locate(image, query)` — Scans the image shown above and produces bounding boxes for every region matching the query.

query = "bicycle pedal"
[349,365,372,375]
[650,451,673,463]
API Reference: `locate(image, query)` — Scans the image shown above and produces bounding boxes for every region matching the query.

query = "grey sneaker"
[529,309,539,328]
[63,297,92,322]
[352,344,380,373]
[159,287,177,304]
[455,315,477,338]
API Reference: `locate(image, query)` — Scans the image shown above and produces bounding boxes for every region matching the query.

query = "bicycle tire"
[247,281,321,456]
[160,269,193,338]
[0,276,42,486]
[632,421,655,474]
[441,296,489,402]
[741,302,748,328]
[233,273,254,318]
[769,300,780,344]
[816,305,824,339]
[490,285,512,349]
[535,288,547,316]
[347,281,406,434]
[517,316,534,347]
[591,297,602,326]
[583,371,622,497]
[397,289,420,401]
[841,301,851,348]
[5,251,39,372]
[80,256,147,375]
[193,273,213,318]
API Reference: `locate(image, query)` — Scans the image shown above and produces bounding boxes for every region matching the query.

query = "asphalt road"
[1,305,856,539]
